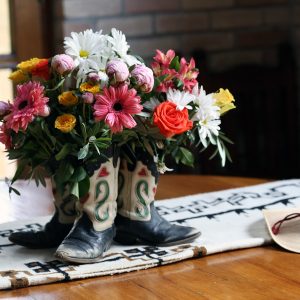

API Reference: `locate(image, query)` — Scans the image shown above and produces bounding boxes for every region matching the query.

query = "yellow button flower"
[213,88,236,115]
[55,114,76,133]
[17,58,43,72]
[9,70,28,83]
[58,91,78,106]
[80,82,100,94]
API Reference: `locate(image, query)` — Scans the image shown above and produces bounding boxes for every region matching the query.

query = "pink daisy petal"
[93,85,142,133]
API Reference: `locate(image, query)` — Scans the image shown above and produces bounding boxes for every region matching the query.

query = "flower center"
[79,50,89,58]
[18,100,28,110]
[113,102,122,111]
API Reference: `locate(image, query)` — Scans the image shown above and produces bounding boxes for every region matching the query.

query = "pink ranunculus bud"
[82,92,94,104]
[88,72,101,83]
[0,101,12,117]
[131,64,154,93]
[106,59,129,83]
[51,54,75,75]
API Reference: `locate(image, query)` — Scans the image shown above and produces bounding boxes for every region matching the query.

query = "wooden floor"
[2,175,300,299]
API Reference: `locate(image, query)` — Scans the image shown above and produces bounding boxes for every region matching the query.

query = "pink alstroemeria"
[93,85,142,133]
[179,57,199,92]
[152,49,175,68]
[6,81,50,132]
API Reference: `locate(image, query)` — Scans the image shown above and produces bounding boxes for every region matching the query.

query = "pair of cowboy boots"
[9,150,200,264]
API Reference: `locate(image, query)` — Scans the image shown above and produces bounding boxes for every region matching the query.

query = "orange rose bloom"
[153,101,193,138]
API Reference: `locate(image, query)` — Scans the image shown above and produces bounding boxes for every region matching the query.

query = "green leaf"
[78,144,89,160]
[179,147,194,167]
[170,56,180,71]
[69,166,87,182]
[11,159,29,185]
[55,143,73,161]
[78,175,90,198]
[9,186,20,196]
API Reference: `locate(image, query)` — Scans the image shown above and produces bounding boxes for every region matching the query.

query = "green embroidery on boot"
[135,180,150,218]
[94,180,110,222]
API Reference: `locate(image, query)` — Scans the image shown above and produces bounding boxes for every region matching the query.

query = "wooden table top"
[1,175,300,299]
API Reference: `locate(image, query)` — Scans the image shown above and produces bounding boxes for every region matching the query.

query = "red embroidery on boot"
[98,167,109,177]
[138,168,147,176]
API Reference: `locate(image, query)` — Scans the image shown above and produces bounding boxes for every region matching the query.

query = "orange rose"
[153,101,193,138]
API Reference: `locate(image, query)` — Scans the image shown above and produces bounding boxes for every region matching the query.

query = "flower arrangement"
[0,28,235,195]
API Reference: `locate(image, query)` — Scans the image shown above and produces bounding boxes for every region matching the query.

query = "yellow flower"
[17,58,43,72]
[213,88,236,115]
[58,91,78,106]
[55,114,76,133]
[9,70,28,83]
[79,82,100,94]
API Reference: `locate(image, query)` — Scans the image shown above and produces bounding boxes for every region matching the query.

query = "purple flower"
[0,101,12,117]
[82,92,94,104]
[51,54,75,75]
[131,64,154,93]
[106,59,129,84]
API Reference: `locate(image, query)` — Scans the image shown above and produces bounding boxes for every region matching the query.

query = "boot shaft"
[118,149,159,221]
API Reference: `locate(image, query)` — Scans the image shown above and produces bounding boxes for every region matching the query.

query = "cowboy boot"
[115,149,200,246]
[8,180,76,248]
[55,156,119,264]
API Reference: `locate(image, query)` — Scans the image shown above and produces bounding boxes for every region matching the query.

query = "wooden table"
[1,175,300,299]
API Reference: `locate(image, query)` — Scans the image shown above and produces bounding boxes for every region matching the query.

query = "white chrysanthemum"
[192,84,221,147]
[166,88,195,111]
[106,28,140,66]
[198,119,221,147]
[143,97,160,111]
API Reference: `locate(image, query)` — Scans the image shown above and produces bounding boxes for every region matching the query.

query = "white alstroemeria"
[64,29,103,69]
[166,88,195,111]
[143,97,160,111]
[106,28,140,66]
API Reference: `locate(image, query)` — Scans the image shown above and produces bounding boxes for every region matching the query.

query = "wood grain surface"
[2,175,300,300]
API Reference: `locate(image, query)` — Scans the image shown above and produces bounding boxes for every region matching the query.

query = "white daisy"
[106,28,140,66]
[198,119,221,147]
[166,88,195,111]
[64,29,103,68]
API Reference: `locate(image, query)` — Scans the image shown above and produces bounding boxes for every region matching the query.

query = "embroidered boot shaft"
[117,156,158,221]
[55,152,119,264]
[115,149,200,246]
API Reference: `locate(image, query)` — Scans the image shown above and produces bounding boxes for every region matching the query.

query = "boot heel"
[114,231,138,245]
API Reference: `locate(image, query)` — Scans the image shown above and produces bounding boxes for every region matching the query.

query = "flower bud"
[82,92,94,104]
[131,64,154,93]
[0,101,12,117]
[106,59,129,83]
[51,54,75,75]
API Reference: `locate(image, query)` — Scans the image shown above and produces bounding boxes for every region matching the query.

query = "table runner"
[1,179,300,290]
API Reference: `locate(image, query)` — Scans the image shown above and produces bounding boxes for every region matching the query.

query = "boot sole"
[114,230,201,247]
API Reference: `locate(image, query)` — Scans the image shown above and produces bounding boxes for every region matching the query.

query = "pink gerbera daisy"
[6,81,49,132]
[93,85,142,133]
